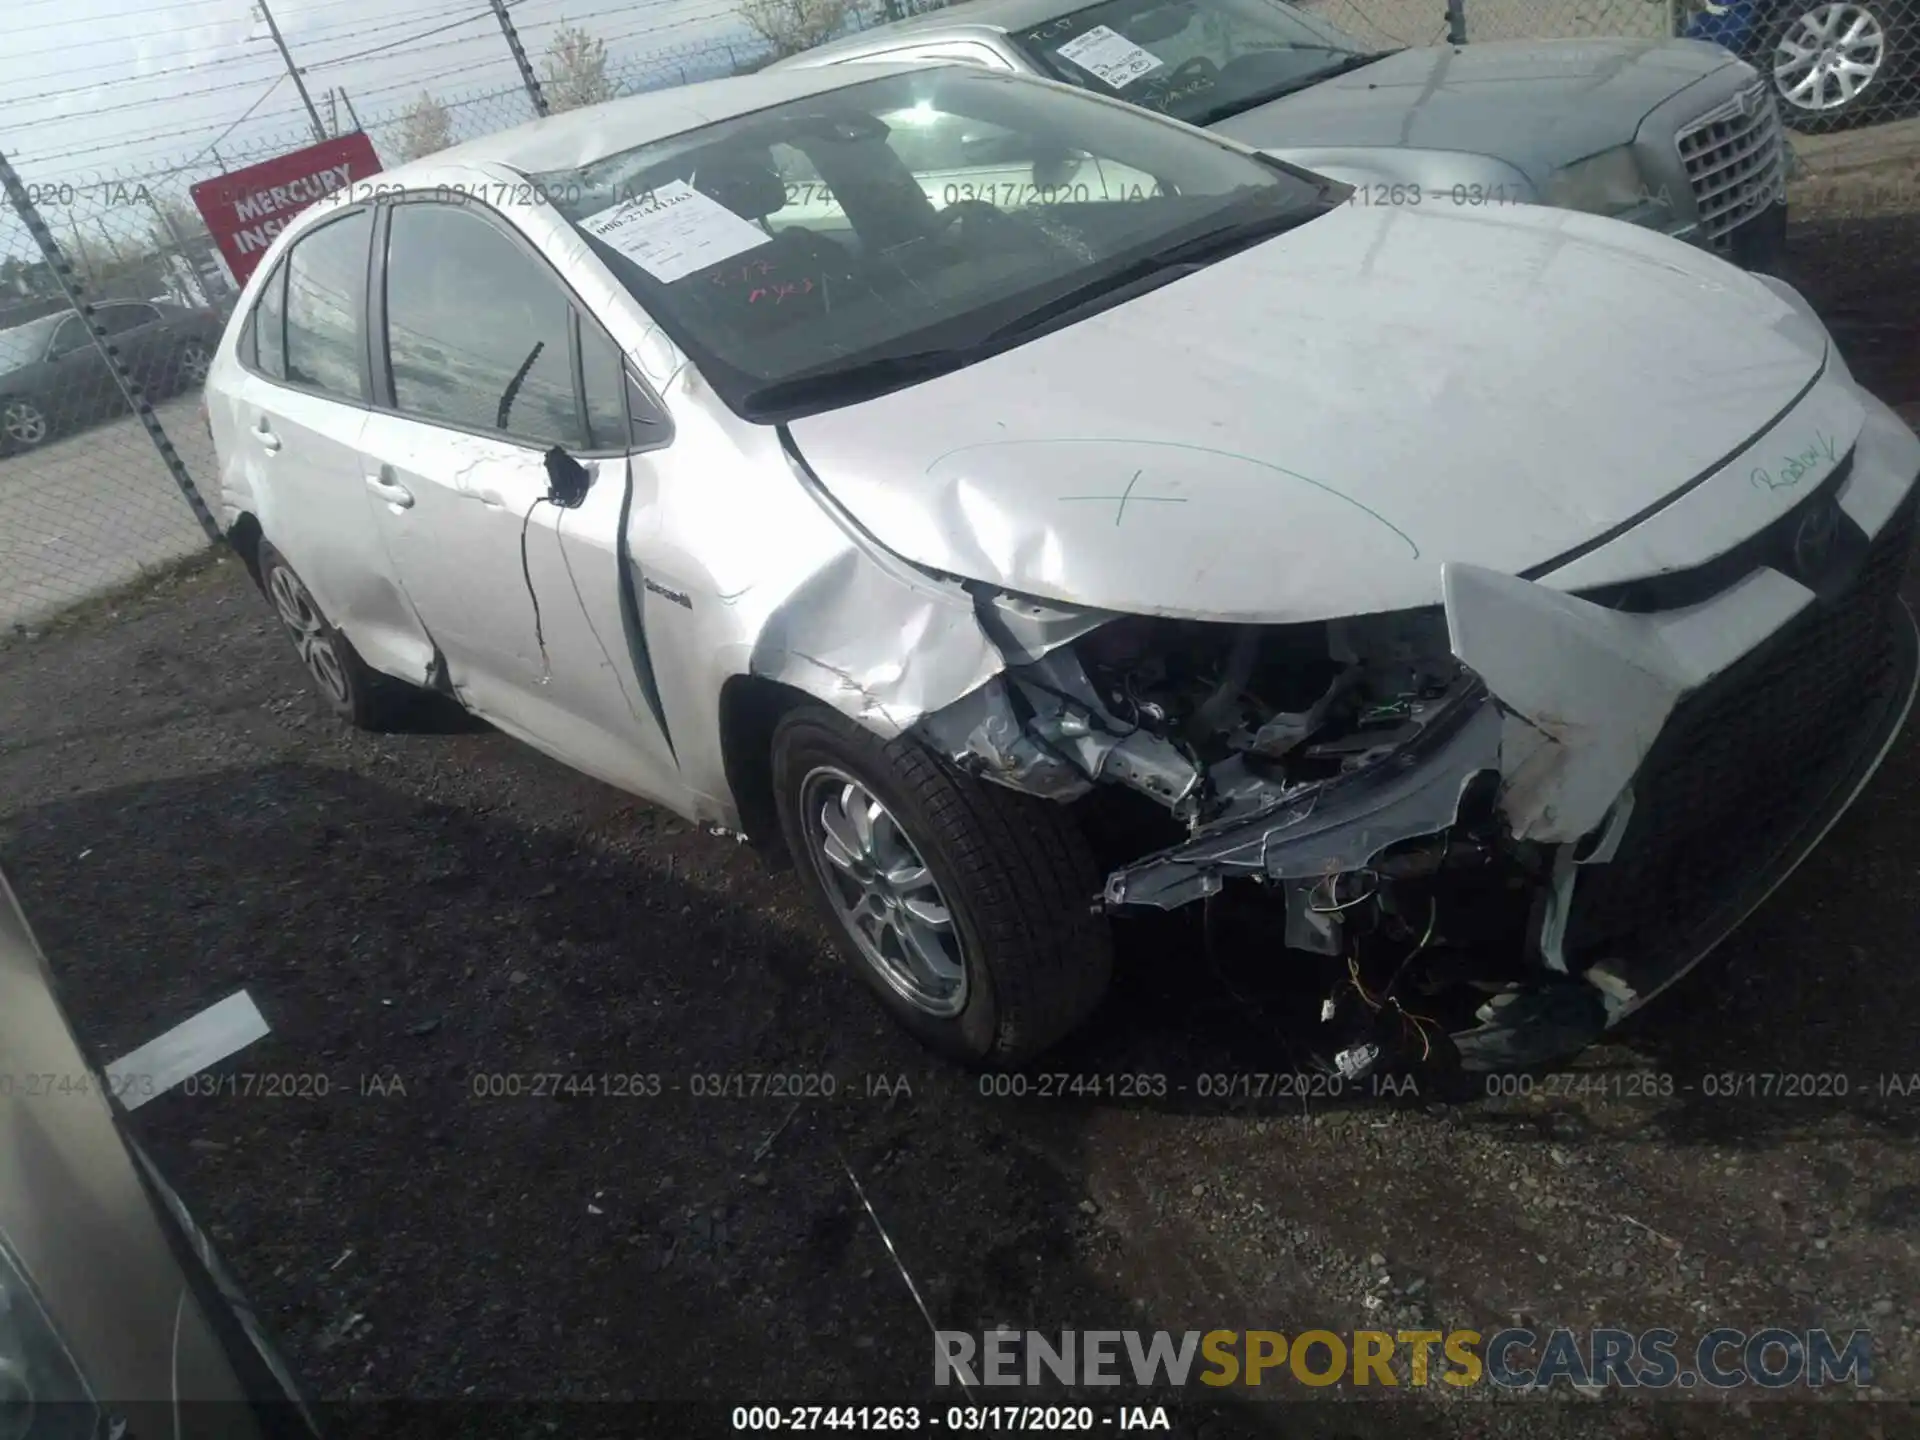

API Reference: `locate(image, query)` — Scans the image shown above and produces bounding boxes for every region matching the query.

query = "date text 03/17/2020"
[730,1407,1172,1432]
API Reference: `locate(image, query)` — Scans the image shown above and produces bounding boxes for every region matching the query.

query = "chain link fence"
[0,156,224,632]
[1320,0,1920,160]
[0,30,763,636]
[4,0,1918,634]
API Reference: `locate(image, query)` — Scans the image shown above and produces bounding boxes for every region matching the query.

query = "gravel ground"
[3,218,1920,1438]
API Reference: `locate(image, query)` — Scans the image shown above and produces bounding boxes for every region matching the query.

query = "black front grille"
[1564,491,1917,970]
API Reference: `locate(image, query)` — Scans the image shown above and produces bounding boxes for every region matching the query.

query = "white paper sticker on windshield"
[1055,25,1165,88]
[579,179,770,284]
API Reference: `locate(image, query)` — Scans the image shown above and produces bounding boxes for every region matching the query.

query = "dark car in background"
[0,862,319,1439]
[0,299,224,455]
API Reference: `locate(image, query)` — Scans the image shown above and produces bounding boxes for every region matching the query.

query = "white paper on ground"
[106,990,271,1112]
[1055,26,1165,88]
[579,179,772,284]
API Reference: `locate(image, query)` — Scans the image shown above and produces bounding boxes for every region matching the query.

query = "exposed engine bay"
[920,602,1567,1078]
[915,523,1920,1078]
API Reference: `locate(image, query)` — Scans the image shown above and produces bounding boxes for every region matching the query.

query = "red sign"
[190,132,383,285]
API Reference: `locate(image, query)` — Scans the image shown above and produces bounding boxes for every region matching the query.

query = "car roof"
[777,0,1078,60]
[0,313,63,342]
[376,60,939,182]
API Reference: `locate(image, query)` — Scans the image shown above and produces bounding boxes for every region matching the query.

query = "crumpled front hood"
[784,201,1832,624]
[1210,39,1738,182]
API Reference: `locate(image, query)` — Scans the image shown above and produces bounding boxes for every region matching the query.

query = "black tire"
[257,539,417,730]
[771,704,1113,1068]
[1763,0,1903,133]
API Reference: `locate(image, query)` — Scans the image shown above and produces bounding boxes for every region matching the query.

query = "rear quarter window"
[250,262,288,381]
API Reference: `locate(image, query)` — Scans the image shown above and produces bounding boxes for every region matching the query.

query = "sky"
[0,0,769,209]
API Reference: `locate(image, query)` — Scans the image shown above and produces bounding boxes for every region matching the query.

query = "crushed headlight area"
[917,497,1920,1078]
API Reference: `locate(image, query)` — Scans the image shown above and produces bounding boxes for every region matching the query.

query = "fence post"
[146,194,210,309]
[0,147,222,545]
[1445,0,1468,43]
[490,0,552,118]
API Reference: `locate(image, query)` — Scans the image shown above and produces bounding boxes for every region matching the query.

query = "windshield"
[533,66,1331,420]
[1010,0,1385,126]
[0,314,62,373]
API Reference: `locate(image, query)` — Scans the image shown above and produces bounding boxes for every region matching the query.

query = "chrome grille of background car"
[1675,81,1786,250]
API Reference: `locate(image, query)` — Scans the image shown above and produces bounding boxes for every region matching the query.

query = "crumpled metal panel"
[1443,561,1687,844]
[746,547,1010,736]
[752,442,1116,740]
[1091,546,1852,914]
[1102,695,1503,910]
[918,647,1201,808]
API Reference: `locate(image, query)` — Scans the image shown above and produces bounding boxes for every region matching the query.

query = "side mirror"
[544,446,592,508]
[1032,147,1083,192]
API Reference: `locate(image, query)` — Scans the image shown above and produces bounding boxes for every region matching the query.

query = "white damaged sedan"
[206,62,1920,1073]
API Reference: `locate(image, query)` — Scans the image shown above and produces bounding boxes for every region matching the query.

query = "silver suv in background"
[770,0,1793,271]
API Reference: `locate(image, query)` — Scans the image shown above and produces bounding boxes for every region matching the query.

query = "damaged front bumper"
[917,473,1920,1067]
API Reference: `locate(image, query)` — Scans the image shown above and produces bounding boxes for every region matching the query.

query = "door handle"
[253,418,281,453]
[367,467,414,509]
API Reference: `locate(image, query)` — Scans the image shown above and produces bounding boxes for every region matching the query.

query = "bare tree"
[395,91,455,161]
[145,195,211,252]
[0,256,38,297]
[738,0,855,57]
[543,24,617,111]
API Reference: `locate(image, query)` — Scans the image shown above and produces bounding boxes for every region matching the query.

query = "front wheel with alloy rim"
[772,704,1113,1068]
[1768,0,1899,130]
[2,398,49,451]
[256,540,417,729]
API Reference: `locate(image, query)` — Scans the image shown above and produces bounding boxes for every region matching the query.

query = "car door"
[230,208,435,686]
[358,196,680,806]
[43,312,118,428]
[91,302,168,390]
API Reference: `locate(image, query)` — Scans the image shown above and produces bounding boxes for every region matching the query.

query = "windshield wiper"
[739,202,1324,417]
[1187,50,1398,126]
[740,348,976,418]
[974,203,1321,346]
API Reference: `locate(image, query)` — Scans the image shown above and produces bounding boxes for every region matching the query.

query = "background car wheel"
[772,704,1113,1069]
[2,397,49,451]
[1767,0,1900,131]
[257,540,416,730]
[177,341,214,387]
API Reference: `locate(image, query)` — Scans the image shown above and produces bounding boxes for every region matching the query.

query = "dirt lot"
[3,215,1920,1439]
